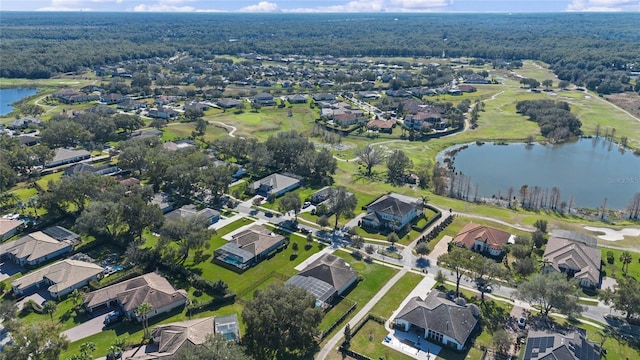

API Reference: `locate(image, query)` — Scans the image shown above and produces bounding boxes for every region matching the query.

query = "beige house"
[0,231,73,266]
[543,231,601,288]
[11,259,103,298]
[83,272,188,321]
[0,218,23,241]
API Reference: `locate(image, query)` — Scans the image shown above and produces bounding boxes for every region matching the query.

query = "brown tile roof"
[83,272,187,312]
[452,222,511,250]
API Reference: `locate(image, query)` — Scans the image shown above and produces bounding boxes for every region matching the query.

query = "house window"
[428,329,443,343]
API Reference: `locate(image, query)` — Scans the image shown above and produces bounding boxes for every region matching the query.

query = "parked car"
[104,310,123,326]
[300,228,311,234]
[302,201,311,209]
[518,316,527,328]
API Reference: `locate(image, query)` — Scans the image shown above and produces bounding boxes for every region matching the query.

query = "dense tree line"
[1,13,637,95]
[516,100,582,142]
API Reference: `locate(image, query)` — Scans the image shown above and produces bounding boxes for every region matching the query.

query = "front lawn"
[600,247,640,281]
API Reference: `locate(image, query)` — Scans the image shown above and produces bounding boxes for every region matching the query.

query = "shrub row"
[417,214,454,244]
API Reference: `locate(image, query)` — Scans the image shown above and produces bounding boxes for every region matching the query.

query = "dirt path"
[209,120,237,137]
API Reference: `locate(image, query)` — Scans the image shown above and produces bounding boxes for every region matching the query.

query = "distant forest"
[1,12,638,93]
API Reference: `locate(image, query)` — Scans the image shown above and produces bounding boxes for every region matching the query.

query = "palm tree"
[43,300,57,321]
[70,289,84,311]
[15,200,26,215]
[79,341,96,357]
[539,257,553,272]
[28,196,39,217]
[135,302,154,339]
[620,251,632,274]
[0,192,18,209]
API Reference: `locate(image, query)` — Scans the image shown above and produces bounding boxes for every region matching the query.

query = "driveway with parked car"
[62,308,114,342]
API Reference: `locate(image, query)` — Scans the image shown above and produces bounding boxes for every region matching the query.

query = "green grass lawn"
[369,272,424,319]
[600,247,640,281]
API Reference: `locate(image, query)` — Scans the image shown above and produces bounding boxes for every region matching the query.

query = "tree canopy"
[515,272,583,317]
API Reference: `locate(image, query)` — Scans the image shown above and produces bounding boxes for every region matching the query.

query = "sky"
[0,0,638,12]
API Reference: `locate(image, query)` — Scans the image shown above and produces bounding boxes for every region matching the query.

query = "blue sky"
[1,0,638,12]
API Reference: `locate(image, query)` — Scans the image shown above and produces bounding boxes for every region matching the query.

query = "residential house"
[100,93,128,105]
[155,96,177,106]
[252,173,301,198]
[12,259,103,298]
[310,187,355,215]
[148,107,179,119]
[184,102,210,112]
[83,272,188,321]
[45,148,91,168]
[63,163,120,177]
[286,94,307,104]
[366,119,395,133]
[151,192,173,214]
[0,230,75,266]
[80,85,102,93]
[542,231,601,288]
[164,204,220,225]
[214,224,286,271]
[385,89,411,98]
[358,91,381,100]
[117,99,144,111]
[162,139,196,151]
[464,74,490,84]
[253,93,276,106]
[523,330,601,360]
[458,85,477,93]
[361,193,422,232]
[216,99,240,109]
[128,315,240,359]
[55,89,98,104]
[394,290,479,351]
[451,222,513,256]
[18,134,40,147]
[286,253,358,307]
[404,110,445,131]
[0,218,23,241]
[312,93,336,102]
[7,117,42,130]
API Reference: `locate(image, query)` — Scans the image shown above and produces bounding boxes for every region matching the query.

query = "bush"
[607,251,615,264]
[292,242,299,251]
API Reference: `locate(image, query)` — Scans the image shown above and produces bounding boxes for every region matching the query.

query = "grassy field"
[369,272,424,319]
[600,247,640,281]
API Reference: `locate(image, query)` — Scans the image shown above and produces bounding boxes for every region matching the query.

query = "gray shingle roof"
[396,291,478,345]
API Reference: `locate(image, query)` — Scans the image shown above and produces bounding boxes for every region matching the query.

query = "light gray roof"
[50,148,91,164]
[367,193,420,218]
[12,259,103,294]
[543,238,601,285]
[550,230,597,248]
[252,173,300,195]
[396,291,478,346]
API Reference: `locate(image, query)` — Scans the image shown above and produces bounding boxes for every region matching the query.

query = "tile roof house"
[0,218,23,241]
[12,259,103,298]
[252,173,301,198]
[214,225,286,272]
[452,222,514,256]
[63,162,120,177]
[543,231,601,289]
[394,290,479,351]
[216,99,240,109]
[361,193,422,232]
[523,330,600,360]
[0,230,76,266]
[46,148,91,168]
[366,119,395,133]
[286,253,358,307]
[286,94,307,104]
[128,315,240,359]
[253,92,276,106]
[83,272,188,321]
[164,204,220,225]
[7,117,42,130]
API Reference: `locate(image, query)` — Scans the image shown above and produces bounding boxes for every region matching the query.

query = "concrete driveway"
[62,308,112,342]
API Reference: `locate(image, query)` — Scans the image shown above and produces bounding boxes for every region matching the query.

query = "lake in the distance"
[0,88,40,116]
[439,138,640,210]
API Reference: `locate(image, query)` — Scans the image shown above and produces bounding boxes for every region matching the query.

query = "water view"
[0,88,39,116]
[440,138,640,210]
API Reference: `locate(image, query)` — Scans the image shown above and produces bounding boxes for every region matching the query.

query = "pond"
[438,138,640,210]
[0,88,40,116]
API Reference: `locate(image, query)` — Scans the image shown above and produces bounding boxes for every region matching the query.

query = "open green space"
[369,272,424,319]
[599,247,640,281]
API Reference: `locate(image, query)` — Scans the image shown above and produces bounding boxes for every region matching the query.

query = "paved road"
[317,266,409,360]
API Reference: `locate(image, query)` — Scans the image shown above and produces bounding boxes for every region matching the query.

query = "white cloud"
[37,6,94,11]
[284,0,384,13]
[239,1,279,12]
[389,0,453,9]
[133,4,196,11]
[567,0,638,11]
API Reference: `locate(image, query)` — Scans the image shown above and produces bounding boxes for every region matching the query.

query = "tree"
[387,232,399,248]
[533,219,548,233]
[435,269,447,285]
[351,235,364,249]
[386,149,413,185]
[356,145,385,177]
[343,323,352,350]
[158,216,213,264]
[415,242,429,257]
[469,255,504,302]
[492,329,511,355]
[67,342,96,360]
[532,230,546,249]
[558,80,570,89]
[599,276,640,320]
[242,283,322,359]
[515,272,583,317]
[438,247,474,297]
[328,187,357,229]
[317,215,329,228]
[43,300,57,321]
[619,251,633,274]
[195,118,207,135]
[278,192,301,221]
[0,299,17,321]
[177,334,252,360]
[135,302,154,339]
[70,289,84,311]
[0,320,69,360]
[365,244,375,255]
[18,103,45,117]
[542,79,553,89]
